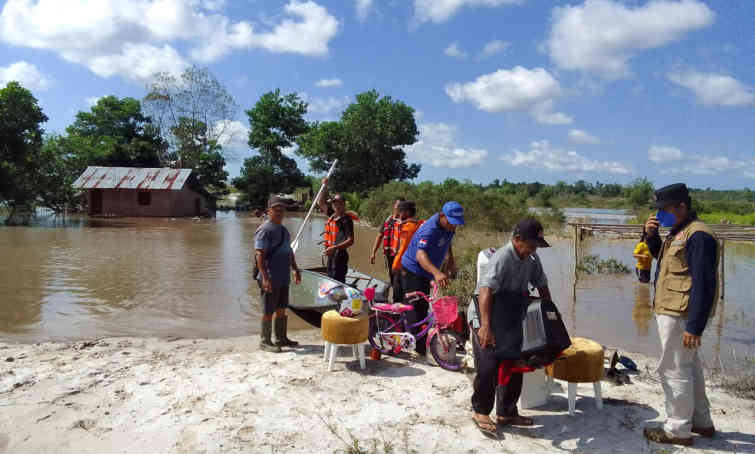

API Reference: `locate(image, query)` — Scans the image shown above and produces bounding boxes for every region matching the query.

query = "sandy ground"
[1,331,753,454]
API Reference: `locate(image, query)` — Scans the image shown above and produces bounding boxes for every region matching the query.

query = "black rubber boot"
[260,319,281,353]
[275,316,299,347]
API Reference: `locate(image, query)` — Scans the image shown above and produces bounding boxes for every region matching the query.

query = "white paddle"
[291,159,338,253]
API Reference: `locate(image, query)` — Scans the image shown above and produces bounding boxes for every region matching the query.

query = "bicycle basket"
[432,296,459,326]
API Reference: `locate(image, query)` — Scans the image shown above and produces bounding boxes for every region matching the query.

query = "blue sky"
[1,0,753,189]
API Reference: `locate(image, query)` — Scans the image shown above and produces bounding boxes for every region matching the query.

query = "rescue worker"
[390,200,423,302]
[642,183,718,446]
[317,178,355,283]
[369,198,404,277]
[400,201,462,354]
[633,232,653,283]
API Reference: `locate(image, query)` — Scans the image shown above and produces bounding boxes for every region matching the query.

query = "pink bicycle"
[366,283,465,371]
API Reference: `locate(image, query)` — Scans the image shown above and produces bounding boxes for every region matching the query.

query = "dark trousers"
[636,268,651,283]
[401,267,431,354]
[327,250,349,283]
[471,328,523,417]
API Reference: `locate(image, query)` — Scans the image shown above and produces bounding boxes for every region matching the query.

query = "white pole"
[291,160,338,253]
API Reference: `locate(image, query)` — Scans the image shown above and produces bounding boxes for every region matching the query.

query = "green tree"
[0,81,48,222]
[67,96,163,167]
[297,90,420,194]
[628,178,654,207]
[35,135,85,213]
[170,117,228,196]
[232,90,309,207]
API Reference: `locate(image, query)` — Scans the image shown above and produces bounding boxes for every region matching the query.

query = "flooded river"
[1,212,753,372]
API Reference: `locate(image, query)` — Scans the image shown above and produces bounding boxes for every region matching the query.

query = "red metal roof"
[72,167,192,190]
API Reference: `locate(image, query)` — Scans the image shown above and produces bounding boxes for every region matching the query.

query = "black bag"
[520,299,571,365]
[489,292,571,363]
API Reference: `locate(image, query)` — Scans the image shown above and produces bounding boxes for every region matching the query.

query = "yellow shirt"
[633,242,652,270]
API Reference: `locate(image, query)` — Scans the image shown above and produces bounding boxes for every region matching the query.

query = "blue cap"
[442,201,465,225]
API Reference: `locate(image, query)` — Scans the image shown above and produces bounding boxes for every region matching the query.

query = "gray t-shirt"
[468,242,548,327]
[254,221,292,288]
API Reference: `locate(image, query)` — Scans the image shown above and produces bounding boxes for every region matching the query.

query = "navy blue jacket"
[647,214,718,336]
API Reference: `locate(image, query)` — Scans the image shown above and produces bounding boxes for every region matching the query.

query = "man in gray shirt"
[470,218,551,438]
[255,197,301,352]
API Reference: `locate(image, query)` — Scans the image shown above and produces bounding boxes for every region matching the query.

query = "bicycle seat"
[372,303,413,314]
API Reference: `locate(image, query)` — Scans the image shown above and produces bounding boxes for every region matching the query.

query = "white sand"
[1,331,753,454]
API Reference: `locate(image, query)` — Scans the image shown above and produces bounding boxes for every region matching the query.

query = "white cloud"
[214,120,249,150]
[85,96,103,107]
[478,40,510,59]
[355,0,372,21]
[0,61,51,91]
[413,0,523,25]
[445,66,573,124]
[315,78,343,88]
[668,71,755,107]
[502,140,631,174]
[444,42,468,59]
[546,0,714,78]
[649,145,683,163]
[405,123,488,168]
[568,129,601,144]
[303,95,350,115]
[0,0,339,83]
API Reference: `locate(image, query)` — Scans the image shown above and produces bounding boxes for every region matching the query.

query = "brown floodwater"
[1,212,753,372]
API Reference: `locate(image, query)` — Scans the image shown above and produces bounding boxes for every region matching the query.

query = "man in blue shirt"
[401,201,463,353]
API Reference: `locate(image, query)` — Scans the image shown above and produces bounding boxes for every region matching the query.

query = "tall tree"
[35,135,84,213]
[232,90,309,208]
[297,90,420,194]
[0,81,48,221]
[143,66,239,167]
[170,117,228,196]
[67,96,163,167]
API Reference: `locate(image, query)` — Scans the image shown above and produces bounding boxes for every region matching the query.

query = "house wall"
[89,188,208,217]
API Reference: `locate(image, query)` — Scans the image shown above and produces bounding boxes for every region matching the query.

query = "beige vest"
[654,220,720,317]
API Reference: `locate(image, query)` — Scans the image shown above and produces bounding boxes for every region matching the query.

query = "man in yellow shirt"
[633,232,653,283]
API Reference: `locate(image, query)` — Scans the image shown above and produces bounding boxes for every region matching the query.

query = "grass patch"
[698,211,755,225]
[577,255,631,274]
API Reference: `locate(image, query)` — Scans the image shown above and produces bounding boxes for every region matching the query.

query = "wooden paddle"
[291,160,338,253]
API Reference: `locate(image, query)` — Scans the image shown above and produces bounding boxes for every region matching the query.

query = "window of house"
[138,191,151,206]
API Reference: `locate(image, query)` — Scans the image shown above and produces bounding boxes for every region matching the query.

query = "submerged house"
[72,167,212,217]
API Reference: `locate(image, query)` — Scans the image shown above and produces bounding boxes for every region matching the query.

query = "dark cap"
[328,194,346,203]
[513,218,550,248]
[653,183,690,209]
[267,196,287,208]
[397,200,415,212]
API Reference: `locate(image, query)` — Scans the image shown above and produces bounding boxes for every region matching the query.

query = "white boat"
[289,267,390,327]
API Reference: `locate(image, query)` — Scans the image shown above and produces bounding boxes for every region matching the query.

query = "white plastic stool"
[546,375,603,416]
[323,341,366,371]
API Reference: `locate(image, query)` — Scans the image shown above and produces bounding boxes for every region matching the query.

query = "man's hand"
[433,271,450,288]
[683,331,701,349]
[369,253,376,264]
[478,325,495,349]
[324,246,336,256]
[321,177,328,186]
[293,269,301,285]
[261,276,273,293]
[645,215,659,237]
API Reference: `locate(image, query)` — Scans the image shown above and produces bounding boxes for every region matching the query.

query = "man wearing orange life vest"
[369,198,404,276]
[390,201,422,302]
[317,178,355,283]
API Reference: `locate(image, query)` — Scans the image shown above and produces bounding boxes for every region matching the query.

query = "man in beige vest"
[643,183,719,446]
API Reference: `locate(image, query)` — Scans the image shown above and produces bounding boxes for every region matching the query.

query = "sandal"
[497,415,534,426]
[472,415,500,439]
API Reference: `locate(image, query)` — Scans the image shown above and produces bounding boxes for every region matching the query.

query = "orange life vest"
[391,219,424,272]
[324,212,359,248]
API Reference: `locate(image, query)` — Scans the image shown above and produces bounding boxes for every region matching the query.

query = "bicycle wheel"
[429,329,465,371]
[368,313,400,355]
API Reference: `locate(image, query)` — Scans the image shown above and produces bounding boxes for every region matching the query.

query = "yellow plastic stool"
[321,310,369,371]
[545,337,604,415]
